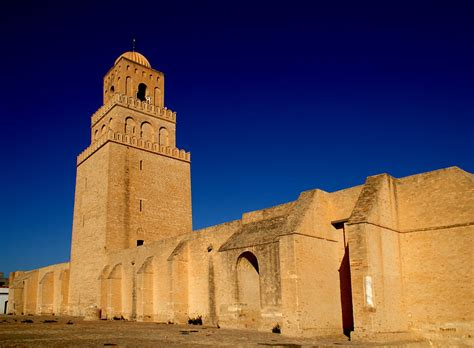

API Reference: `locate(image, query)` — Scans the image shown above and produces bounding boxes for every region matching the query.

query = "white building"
[0,288,9,314]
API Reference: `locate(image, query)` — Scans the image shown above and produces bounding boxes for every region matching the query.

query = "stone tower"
[68,51,192,315]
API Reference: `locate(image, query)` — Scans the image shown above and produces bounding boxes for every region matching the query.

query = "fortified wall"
[7,51,473,344]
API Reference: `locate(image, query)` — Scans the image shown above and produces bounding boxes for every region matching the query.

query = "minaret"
[68,51,192,315]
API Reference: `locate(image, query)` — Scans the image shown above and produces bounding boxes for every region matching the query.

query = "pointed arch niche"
[125,117,136,135]
[140,122,154,141]
[136,257,154,321]
[107,264,123,319]
[125,76,132,96]
[39,272,54,314]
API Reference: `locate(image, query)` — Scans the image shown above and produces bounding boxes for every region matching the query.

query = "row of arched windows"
[94,117,170,146]
[124,117,169,146]
[104,76,162,107]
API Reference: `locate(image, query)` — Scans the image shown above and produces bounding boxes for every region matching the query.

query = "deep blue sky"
[1,1,473,276]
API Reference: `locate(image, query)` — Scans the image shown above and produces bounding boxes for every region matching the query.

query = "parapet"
[77,129,191,165]
[91,93,176,126]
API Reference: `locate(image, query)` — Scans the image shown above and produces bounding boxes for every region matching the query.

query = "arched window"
[125,117,136,135]
[137,83,147,101]
[237,251,261,312]
[159,127,169,146]
[140,122,153,141]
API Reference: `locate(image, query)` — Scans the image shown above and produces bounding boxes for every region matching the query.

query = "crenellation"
[77,130,190,166]
[91,93,176,127]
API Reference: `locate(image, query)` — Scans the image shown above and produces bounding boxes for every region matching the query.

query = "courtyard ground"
[0,315,444,347]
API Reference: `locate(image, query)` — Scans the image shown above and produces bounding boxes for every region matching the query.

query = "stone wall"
[68,143,110,315]
[8,166,473,343]
[398,168,474,340]
[8,262,69,316]
[346,167,473,341]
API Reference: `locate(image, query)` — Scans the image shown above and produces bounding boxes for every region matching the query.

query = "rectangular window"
[137,240,144,246]
[139,199,143,212]
[139,160,143,171]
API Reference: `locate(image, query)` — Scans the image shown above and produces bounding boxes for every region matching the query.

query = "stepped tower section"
[68,51,192,315]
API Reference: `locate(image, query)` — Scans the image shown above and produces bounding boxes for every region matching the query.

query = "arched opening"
[137,83,147,101]
[237,251,261,315]
[137,257,154,321]
[125,76,132,96]
[125,117,136,135]
[108,264,122,319]
[159,127,169,146]
[39,272,54,314]
[101,124,107,136]
[110,85,115,93]
[140,122,153,141]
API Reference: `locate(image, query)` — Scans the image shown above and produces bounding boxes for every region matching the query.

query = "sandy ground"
[0,315,430,347]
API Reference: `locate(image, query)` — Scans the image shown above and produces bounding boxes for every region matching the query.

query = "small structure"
[0,273,9,314]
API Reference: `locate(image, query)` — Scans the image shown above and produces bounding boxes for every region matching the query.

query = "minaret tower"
[68,51,192,315]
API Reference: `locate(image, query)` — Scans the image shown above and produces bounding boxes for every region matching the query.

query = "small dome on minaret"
[115,51,151,68]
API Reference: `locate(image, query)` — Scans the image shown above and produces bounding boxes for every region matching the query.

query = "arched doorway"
[237,251,261,319]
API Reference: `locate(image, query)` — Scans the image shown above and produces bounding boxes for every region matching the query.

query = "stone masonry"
[8,51,474,343]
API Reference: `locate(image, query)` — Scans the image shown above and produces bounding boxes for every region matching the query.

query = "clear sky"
[1,1,473,276]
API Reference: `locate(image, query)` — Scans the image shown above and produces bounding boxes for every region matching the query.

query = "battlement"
[91,94,176,126]
[77,129,190,165]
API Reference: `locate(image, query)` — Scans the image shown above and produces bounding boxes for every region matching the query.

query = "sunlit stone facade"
[8,52,473,342]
